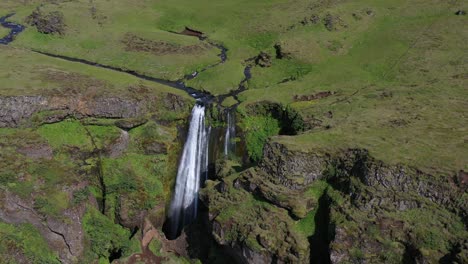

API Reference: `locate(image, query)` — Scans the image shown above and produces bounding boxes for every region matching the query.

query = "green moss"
[350,247,364,260]
[82,206,131,260]
[240,115,280,162]
[0,222,60,264]
[294,181,329,236]
[33,191,69,217]
[101,153,166,220]
[38,119,92,150]
[148,239,162,256]
[72,187,90,205]
[221,96,238,108]
[86,125,122,149]
[387,208,467,251]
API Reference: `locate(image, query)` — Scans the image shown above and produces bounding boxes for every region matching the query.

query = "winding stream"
[0,13,248,239]
[0,14,25,45]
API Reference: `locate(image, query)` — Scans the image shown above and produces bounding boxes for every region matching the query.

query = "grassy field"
[0,45,191,99]
[2,0,220,81]
[0,0,465,174]
[235,1,468,175]
[0,26,9,38]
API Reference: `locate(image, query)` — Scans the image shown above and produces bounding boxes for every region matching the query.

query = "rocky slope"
[0,89,196,263]
[200,138,468,263]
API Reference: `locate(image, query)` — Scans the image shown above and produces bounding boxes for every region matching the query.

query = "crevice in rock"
[309,188,332,264]
[108,248,123,263]
[402,243,423,264]
[82,123,106,214]
[15,201,74,257]
[45,223,74,256]
[129,226,139,240]
[184,202,237,263]
[438,242,463,264]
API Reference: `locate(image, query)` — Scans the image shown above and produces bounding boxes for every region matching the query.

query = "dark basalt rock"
[323,14,347,31]
[0,96,47,127]
[164,93,189,112]
[0,190,87,263]
[214,181,228,193]
[300,14,320,25]
[26,9,65,35]
[0,93,189,128]
[235,140,467,263]
[293,91,334,102]
[114,118,147,130]
[246,101,304,135]
[274,43,291,59]
[255,52,272,68]
[214,158,236,179]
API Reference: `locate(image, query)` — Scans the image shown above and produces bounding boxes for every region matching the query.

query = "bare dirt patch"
[41,70,110,96]
[293,91,334,102]
[122,33,208,55]
[26,8,65,35]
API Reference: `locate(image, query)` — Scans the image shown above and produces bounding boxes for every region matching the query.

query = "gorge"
[0,1,467,264]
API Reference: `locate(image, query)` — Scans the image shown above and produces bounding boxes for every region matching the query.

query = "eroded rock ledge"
[0,93,190,128]
[202,139,468,263]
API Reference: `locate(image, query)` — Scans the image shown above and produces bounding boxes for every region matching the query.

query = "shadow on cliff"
[309,189,333,264]
[184,202,238,264]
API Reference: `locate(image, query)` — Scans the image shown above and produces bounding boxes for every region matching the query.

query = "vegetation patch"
[38,119,92,150]
[0,222,60,263]
[240,114,279,162]
[26,8,65,35]
[123,33,208,55]
[82,206,131,261]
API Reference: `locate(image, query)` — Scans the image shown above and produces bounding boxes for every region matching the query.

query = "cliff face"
[0,91,193,263]
[201,139,468,263]
[0,93,188,128]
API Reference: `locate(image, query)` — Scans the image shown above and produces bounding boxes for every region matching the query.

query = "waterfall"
[224,110,236,156]
[166,104,209,238]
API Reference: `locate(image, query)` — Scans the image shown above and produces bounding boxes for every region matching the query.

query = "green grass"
[38,119,92,150]
[6,0,220,81]
[82,206,131,261]
[86,125,122,149]
[238,3,468,175]
[386,207,467,251]
[0,222,60,264]
[0,27,9,38]
[295,181,328,236]
[240,115,280,162]
[0,45,191,100]
[102,153,167,222]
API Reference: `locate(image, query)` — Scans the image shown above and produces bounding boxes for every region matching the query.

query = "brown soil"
[293,91,334,102]
[180,27,204,38]
[122,33,208,55]
[41,70,110,96]
[26,8,65,35]
[125,248,163,264]
[16,143,53,160]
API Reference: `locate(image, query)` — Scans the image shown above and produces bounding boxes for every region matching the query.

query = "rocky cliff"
[201,139,468,263]
[0,90,194,263]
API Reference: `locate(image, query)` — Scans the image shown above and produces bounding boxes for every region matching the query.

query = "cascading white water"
[166,104,209,238]
[224,110,236,156]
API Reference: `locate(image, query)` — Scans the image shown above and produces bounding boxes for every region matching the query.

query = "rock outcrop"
[0,93,189,128]
[202,139,468,263]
